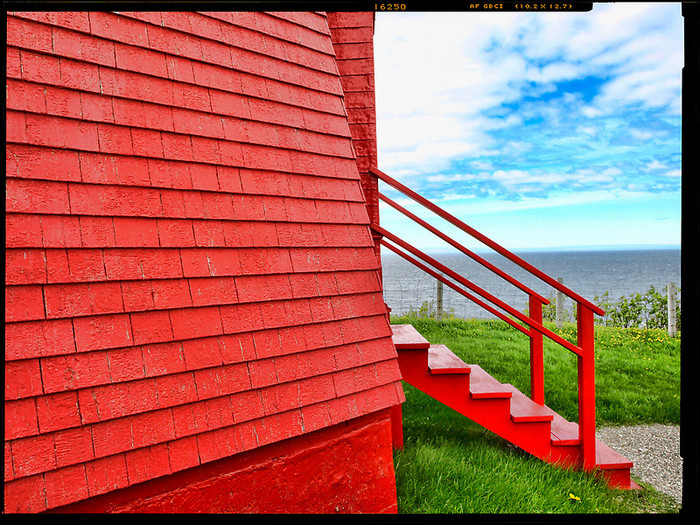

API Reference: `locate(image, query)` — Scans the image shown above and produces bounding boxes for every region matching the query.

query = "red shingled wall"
[5,11,403,513]
[327,12,381,263]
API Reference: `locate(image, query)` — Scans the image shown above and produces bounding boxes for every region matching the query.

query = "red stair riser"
[396,351,428,380]
[402,374,472,404]
[471,391,512,400]
[396,343,431,350]
[511,414,554,424]
[543,451,581,471]
[551,439,580,447]
[499,421,555,458]
[592,467,632,489]
[429,368,470,375]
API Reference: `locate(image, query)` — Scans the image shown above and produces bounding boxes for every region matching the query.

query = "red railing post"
[529,295,545,405]
[577,303,596,469]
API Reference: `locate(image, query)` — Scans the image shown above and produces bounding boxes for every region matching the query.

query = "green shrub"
[403,285,680,334]
[404,300,457,320]
[536,286,680,333]
[541,293,574,324]
[594,285,680,332]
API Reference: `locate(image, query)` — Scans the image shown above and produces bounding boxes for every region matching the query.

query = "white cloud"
[426,173,480,183]
[576,125,598,136]
[374,3,682,233]
[434,187,653,217]
[487,167,621,189]
[644,160,668,171]
[581,106,603,118]
[380,139,485,177]
[470,160,494,171]
[525,62,580,84]
[629,129,656,140]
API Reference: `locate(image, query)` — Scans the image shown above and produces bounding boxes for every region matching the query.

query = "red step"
[595,440,638,489]
[549,410,580,446]
[596,439,633,470]
[391,324,430,350]
[467,364,512,399]
[428,344,470,374]
[500,384,554,423]
[390,325,636,489]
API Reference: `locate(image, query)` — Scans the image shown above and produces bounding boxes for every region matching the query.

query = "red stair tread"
[391,324,430,350]
[468,365,512,399]
[532,405,633,474]
[547,409,580,446]
[428,344,471,374]
[500,384,554,423]
[547,412,633,469]
[595,439,634,470]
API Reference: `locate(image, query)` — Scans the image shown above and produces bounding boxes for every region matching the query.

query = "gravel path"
[596,424,682,504]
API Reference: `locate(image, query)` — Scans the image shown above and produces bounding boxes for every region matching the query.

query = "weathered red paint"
[5,10,403,513]
[50,410,398,514]
[328,12,381,262]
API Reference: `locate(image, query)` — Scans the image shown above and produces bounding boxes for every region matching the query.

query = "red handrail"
[380,238,532,337]
[372,165,605,316]
[373,165,600,466]
[378,192,549,305]
[376,225,583,356]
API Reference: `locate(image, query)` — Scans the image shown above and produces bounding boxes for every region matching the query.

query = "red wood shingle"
[5,11,401,512]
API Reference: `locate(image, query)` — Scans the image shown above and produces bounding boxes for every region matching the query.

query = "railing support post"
[555,277,565,328]
[577,303,596,470]
[436,277,444,321]
[529,295,545,405]
[667,281,677,337]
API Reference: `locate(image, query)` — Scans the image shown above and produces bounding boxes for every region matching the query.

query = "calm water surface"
[381,249,681,319]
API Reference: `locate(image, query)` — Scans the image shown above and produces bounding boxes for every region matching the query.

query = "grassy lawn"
[391,315,681,514]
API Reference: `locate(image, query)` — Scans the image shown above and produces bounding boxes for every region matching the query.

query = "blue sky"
[374,3,682,252]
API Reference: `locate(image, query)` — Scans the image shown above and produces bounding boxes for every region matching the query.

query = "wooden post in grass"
[555,277,565,328]
[436,276,444,321]
[667,282,677,336]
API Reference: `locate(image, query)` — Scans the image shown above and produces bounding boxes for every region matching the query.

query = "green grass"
[391,315,681,514]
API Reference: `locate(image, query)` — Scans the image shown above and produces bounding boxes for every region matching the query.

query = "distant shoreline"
[381,247,681,319]
[381,245,681,256]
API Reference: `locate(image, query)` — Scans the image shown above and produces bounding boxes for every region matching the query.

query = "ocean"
[381,248,681,320]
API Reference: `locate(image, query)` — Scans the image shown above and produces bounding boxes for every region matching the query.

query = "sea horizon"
[381,245,681,319]
[381,244,681,257]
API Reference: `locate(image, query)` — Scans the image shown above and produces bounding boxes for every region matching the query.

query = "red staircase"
[371,166,638,489]
[392,324,636,489]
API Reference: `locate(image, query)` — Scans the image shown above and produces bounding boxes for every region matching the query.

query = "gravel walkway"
[596,424,682,504]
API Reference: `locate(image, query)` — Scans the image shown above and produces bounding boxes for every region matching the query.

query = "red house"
[5,10,404,513]
[5,9,638,515]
